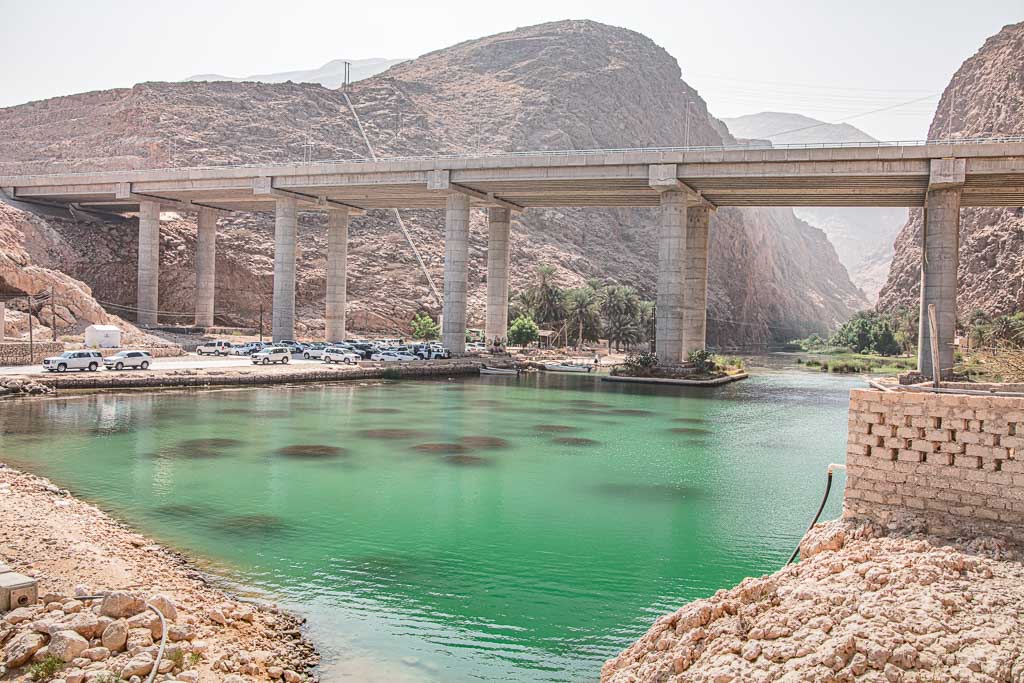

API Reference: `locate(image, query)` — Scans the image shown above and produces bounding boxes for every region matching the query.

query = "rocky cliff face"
[723,112,907,303]
[878,22,1024,317]
[0,20,865,345]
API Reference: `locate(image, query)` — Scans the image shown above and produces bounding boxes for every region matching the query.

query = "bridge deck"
[3,139,1023,212]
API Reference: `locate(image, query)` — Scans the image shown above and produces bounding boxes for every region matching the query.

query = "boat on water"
[543,362,593,373]
[480,365,519,376]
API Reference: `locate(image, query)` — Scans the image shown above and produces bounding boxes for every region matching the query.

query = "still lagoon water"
[0,369,857,681]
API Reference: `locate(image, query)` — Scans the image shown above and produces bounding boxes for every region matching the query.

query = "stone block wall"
[0,342,65,366]
[845,388,1024,541]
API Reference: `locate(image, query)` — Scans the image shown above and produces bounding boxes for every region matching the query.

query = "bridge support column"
[442,193,470,355]
[682,205,711,356]
[918,160,964,380]
[655,190,687,365]
[485,207,511,345]
[137,200,161,326]
[194,208,217,328]
[325,207,349,342]
[272,197,298,342]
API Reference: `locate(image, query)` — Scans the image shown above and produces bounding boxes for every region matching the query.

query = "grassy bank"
[794,351,915,375]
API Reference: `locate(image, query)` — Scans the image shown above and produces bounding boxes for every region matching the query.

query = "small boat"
[543,363,593,373]
[480,365,519,376]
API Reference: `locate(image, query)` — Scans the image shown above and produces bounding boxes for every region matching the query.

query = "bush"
[507,315,540,347]
[688,349,717,373]
[411,312,440,341]
[29,656,65,682]
[615,351,658,376]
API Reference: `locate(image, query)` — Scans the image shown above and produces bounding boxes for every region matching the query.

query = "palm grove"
[410,266,656,350]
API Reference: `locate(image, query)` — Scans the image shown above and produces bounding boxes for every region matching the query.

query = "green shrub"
[507,315,540,347]
[688,349,716,373]
[28,656,65,682]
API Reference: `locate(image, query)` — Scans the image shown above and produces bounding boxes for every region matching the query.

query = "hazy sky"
[2,0,1021,140]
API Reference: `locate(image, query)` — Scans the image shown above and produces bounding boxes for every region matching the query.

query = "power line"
[754,92,942,139]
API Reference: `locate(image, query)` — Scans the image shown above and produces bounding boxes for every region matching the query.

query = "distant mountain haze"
[185,58,407,89]
[722,111,907,303]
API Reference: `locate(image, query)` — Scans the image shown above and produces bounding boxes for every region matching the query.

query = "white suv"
[196,340,235,356]
[252,347,291,365]
[102,350,152,370]
[323,347,360,365]
[42,350,103,373]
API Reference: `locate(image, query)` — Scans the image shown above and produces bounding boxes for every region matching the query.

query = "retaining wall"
[845,388,1024,541]
[0,342,65,366]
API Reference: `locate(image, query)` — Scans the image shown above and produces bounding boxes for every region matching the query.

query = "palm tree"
[601,285,640,322]
[531,265,565,325]
[605,313,640,352]
[564,287,600,349]
[637,300,656,345]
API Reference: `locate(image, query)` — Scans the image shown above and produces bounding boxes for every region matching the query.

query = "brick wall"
[845,388,1024,541]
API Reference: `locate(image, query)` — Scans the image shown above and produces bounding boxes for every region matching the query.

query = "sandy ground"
[0,464,318,682]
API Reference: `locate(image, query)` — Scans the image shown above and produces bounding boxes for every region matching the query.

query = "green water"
[0,369,856,681]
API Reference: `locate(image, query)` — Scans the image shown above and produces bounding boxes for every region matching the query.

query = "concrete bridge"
[3,137,1024,378]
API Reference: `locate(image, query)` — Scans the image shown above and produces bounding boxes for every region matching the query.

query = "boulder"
[100,619,128,652]
[147,594,177,622]
[49,630,89,663]
[167,623,195,642]
[66,612,101,638]
[99,592,145,619]
[81,646,110,661]
[4,631,47,667]
[126,627,153,651]
[120,652,154,678]
[3,606,36,625]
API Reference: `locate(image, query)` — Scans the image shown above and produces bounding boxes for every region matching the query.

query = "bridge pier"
[136,200,161,326]
[654,189,687,365]
[918,159,964,380]
[683,205,711,356]
[485,207,511,345]
[272,197,298,342]
[442,193,470,355]
[194,207,217,328]
[325,207,349,342]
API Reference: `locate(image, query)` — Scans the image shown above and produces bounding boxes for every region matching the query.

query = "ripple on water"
[672,417,707,425]
[413,443,470,454]
[460,436,510,449]
[552,436,601,447]
[565,399,613,408]
[219,408,291,418]
[359,407,403,414]
[592,482,697,502]
[274,444,348,458]
[606,409,655,417]
[533,424,577,433]
[441,454,490,467]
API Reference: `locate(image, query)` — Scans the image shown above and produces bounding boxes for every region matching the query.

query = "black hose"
[786,468,835,565]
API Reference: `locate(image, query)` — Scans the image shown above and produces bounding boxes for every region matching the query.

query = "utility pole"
[51,287,57,341]
[27,294,34,365]
[259,302,264,343]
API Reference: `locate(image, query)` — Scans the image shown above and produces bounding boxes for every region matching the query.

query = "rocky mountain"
[185,58,406,88]
[877,21,1024,317]
[0,20,865,346]
[722,112,907,303]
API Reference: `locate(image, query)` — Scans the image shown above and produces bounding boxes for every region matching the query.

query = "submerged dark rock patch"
[672,417,707,424]
[565,400,612,408]
[274,444,347,458]
[153,503,209,519]
[359,407,402,414]
[607,409,655,417]
[357,429,427,440]
[460,436,510,449]
[215,514,291,535]
[155,437,245,459]
[413,443,470,454]
[669,427,712,435]
[552,437,601,447]
[442,454,490,466]
[533,424,577,433]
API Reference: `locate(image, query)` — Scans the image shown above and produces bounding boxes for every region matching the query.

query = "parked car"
[415,344,451,360]
[196,340,235,356]
[102,350,152,370]
[252,347,291,365]
[349,343,376,359]
[231,342,265,356]
[371,350,417,362]
[322,347,361,364]
[302,346,327,360]
[279,341,306,354]
[42,350,103,373]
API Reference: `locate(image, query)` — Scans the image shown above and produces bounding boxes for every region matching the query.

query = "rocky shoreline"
[601,519,1024,682]
[0,465,319,682]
